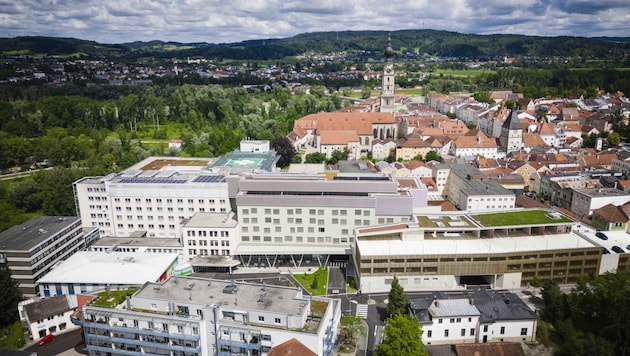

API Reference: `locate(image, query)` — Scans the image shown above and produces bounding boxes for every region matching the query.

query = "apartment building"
[18,295,79,340]
[80,276,341,356]
[570,188,630,218]
[0,216,97,297]
[410,290,537,345]
[433,164,515,212]
[354,209,602,293]
[234,172,427,267]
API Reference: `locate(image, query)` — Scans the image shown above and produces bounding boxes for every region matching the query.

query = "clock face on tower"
[385,68,392,73]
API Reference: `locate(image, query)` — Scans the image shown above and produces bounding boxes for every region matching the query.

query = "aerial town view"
[0,2,630,356]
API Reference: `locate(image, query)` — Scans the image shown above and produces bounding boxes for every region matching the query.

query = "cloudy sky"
[1,0,628,44]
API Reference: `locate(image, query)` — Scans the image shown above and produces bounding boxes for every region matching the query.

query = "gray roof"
[410,290,537,324]
[502,109,522,131]
[472,289,537,323]
[0,216,80,252]
[24,295,71,321]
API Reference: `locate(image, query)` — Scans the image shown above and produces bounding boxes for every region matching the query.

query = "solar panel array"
[193,175,226,183]
[119,178,188,184]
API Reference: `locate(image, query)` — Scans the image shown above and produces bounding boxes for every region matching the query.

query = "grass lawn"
[90,287,139,308]
[471,209,573,227]
[347,275,358,293]
[294,267,328,296]
[434,69,495,77]
[397,88,423,95]
[0,321,24,349]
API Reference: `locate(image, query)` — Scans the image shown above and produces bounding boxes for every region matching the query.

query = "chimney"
[469,297,474,305]
[433,296,439,307]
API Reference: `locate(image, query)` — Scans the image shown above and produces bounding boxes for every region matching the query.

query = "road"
[24,329,84,356]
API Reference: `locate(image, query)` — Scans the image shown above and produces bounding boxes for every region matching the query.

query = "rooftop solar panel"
[192,175,226,183]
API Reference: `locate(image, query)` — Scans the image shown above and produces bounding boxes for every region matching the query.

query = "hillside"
[1,29,628,60]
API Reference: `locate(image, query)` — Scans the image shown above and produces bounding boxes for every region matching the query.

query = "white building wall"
[423,315,480,345]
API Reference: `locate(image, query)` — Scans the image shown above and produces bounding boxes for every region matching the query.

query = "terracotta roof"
[592,204,629,222]
[268,338,316,356]
[293,112,395,136]
[406,160,426,170]
[319,130,359,145]
[522,133,546,147]
[454,132,497,148]
[539,123,555,135]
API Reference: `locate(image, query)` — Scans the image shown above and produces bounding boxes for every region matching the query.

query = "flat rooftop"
[183,211,238,228]
[470,209,574,227]
[0,216,80,252]
[357,233,598,257]
[134,276,309,316]
[138,157,212,171]
[92,237,182,249]
[37,251,178,285]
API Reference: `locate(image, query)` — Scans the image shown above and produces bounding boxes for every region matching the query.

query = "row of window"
[426,326,527,338]
[187,240,230,246]
[117,224,176,230]
[114,198,226,205]
[186,230,230,237]
[242,208,373,216]
[188,249,229,256]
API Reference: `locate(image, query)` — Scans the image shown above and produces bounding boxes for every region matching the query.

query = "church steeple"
[380,34,395,114]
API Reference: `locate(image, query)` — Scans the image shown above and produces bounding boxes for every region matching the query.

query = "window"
[500,326,505,335]
[444,329,449,337]
[258,316,265,322]
[461,329,465,336]
[456,318,461,323]
[483,325,488,332]
[275,318,281,324]
[470,328,475,336]
[450,318,455,323]
[520,328,528,335]
[427,330,432,338]
[438,319,443,324]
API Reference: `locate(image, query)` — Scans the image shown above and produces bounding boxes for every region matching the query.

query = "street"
[24,329,84,356]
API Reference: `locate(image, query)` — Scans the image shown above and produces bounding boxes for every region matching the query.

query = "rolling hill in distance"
[1,29,629,61]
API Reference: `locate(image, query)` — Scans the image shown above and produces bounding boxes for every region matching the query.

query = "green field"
[434,69,495,77]
[471,210,573,227]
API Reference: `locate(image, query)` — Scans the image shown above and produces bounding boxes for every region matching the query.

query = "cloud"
[0,0,628,43]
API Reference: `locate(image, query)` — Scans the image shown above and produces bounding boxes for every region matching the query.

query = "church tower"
[500,109,523,154]
[380,34,395,113]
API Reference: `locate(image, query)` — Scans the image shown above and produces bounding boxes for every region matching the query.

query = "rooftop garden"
[293,267,328,296]
[417,215,474,228]
[471,209,573,227]
[89,287,139,308]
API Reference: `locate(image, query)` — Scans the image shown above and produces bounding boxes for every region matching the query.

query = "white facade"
[19,295,79,340]
[234,173,426,263]
[82,276,341,356]
[570,188,630,218]
[181,212,240,260]
[73,163,230,238]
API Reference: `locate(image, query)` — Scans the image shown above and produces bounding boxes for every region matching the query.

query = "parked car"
[38,334,54,346]
[612,246,625,254]
[595,232,608,240]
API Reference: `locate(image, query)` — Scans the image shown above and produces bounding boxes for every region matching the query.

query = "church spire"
[380,33,395,113]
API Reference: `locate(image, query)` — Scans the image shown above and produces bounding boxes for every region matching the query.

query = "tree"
[361,85,373,99]
[606,132,620,147]
[541,279,568,324]
[386,276,408,317]
[271,136,297,168]
[376,314,427,356]
[0,268,22,326]
[425,151,441,162]
[338,316,366,352]
[305,152,326,164]
[311,276,319,290]
[327,149,348,165]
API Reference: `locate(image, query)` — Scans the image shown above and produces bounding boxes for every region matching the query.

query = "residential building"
[571,188,630,218]
[37,251,178,297]
[80,276,341,356]
[410,290,537,345]
[0,216,97,297]
[18,295,78,340]
[612,159,630,178]
[450,131,499,158]
[433,164,515,212]
[591,203,629,231]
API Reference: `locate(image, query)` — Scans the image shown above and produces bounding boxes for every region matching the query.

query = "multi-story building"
[81,276,341,356]
[18,295,79,340]
[353,209,603,293]
[611,159,630,178]
[73,161,229,238]
[234,172,427,267]
[570,188,630,218]
[433,164,515,212]
[0,216,97,297]
[410,290,537,345]
[90,234,184,255]
[180,212,241,272]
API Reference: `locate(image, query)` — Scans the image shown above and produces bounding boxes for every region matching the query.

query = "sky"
[0,0,629,44]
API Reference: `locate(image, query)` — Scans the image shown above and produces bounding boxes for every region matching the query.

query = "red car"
[38,334,54,346]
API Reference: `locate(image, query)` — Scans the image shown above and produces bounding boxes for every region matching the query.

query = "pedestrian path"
[356,303,368,318]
